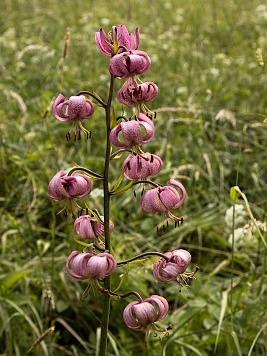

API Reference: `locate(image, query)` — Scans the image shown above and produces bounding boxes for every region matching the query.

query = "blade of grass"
[214,290,228,354]
[231,331,242,356]
[247,324,267,356]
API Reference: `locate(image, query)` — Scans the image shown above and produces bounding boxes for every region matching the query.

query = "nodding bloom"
[47,170,92,201]
[122,152,163,180]
[52,94,95,139]
[66,251,117,280]
[74,215,115,239]
[140,179,186,223]
[95,25,140,56]
[109,113,155,149]
[123,295,169,331]
[109,50,151,78]
[117,79,158,106]
[153,249,192,282]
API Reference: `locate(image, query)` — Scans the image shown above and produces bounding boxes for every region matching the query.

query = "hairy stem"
[99,74,115,356]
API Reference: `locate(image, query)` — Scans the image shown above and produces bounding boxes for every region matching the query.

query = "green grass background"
[0,0,266,355]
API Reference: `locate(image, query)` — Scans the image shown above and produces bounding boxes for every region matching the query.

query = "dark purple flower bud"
[140,179,186,213]
[74,215,115,239]
[109,50,151,78]
[122,152,163,180]
[66,251,117,280]
[53,94,94,122]
[109,113,155,149]
[117,79,158,106]
[95,25,140,56]
[47,170,93,201]
[153,249,192,282]
[123,295,169,331]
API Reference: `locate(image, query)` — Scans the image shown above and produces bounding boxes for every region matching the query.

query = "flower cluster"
[47,24,198,338]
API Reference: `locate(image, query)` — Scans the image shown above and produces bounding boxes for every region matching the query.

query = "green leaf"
[0,270,31,292]
[111,180,134,195]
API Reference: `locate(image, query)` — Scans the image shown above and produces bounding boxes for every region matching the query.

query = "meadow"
[0,0,266,355]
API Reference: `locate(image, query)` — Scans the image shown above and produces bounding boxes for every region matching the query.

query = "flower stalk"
[99,74,115,356]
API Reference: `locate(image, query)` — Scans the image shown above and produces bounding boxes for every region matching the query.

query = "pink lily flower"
[47,170,92,201]
[66,251,117,280]
[140,179,186,223]
[74,215,114,239]
[109,113,155,149]
[153,249,192,282]
[117,79,158,106]
[52,94,94,139]
[122,152,163,180]
[95,25,140,56]
[123,295,169,331]
[109,50,151,78]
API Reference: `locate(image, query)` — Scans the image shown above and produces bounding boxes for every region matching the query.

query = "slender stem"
[75,90,107,108]
[108,289,143,302]
[117,251,169,266]
[99,74,115,356]
[67,166,104,179]
[132,179,160,188]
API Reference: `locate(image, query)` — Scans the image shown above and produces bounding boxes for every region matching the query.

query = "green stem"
[99,74,115,356]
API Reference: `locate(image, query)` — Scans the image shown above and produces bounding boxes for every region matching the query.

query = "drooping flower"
[140,178,186,224]
[123,295,169,331]
[122,152,163,180]
[95,25,140,56]
[109,113,155,149]
[52,94,95,139]
[47,170,92,201]
[74,215,115,239]
[117,79,158,106]
[109,50,151,78]
[153,249,191,282]
[66,251,117,280]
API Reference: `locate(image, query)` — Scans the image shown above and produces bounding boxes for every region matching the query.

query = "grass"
[0,0,266,355]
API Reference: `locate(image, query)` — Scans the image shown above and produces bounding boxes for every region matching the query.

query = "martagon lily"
[109,113,155,149]
[52,94,95,139]
[66,251,117,280]
[95,25,140,56]
[109,50,151,78]
[123,295,169,331]
[122,152,163,180]
[153,249,192,282]
[140,178,186,224]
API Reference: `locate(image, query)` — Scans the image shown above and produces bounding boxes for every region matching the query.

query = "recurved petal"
[95,28,112,55]
[146,295,169,320]
[52,94,70,121]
